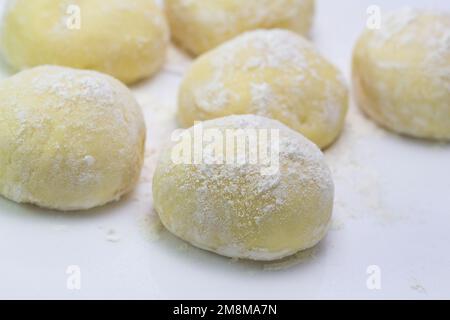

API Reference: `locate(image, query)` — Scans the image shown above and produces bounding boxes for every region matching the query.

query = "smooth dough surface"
[0,66,146,211]
[166,0,315,56]
[0,0,169,84]
[177,29,348,149]
[353,9,450,140]
[153,115,334,261]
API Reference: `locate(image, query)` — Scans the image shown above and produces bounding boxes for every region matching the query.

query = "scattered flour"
[105,228,121,243]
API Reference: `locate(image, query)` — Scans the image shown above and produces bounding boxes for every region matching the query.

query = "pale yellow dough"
[166,0,315,56]
[353,9,450,140]
[0,66,146,211]
[153,115,334,261]
[0,0,169,84]
[177,29,348,149]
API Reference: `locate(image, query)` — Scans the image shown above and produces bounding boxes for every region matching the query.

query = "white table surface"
[0,0,449,299]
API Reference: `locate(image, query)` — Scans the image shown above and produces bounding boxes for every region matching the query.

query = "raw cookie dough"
[166,0,315,56]
[0,0,169,84]
[153,115,334,261]
[0,66,146,211]
[177,29,348,149]
[353,9,450,140]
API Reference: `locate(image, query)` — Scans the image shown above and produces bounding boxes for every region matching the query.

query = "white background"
[0,0,449,299]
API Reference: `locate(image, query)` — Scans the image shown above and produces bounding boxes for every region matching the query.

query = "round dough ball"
[177,29,348,149]
[353,9,450,140]
[166,0,315,56]
[153,115,334,261]
[0,66,146,211]
[0,0,169,84]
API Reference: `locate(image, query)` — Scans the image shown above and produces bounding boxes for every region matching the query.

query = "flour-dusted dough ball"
[166,0,315,56]
[0,0,169,84]
[177,29,348,149]
[353,9,450,140]
[153,115,334,261]
[0,66,146,211]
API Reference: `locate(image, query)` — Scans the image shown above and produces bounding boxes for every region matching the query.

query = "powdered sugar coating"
[0,0,169,84]
[353,8,450,140]
[166,0,315,56]
[153,115,334,261]
[178,29,348,149]
[0,66,146,211]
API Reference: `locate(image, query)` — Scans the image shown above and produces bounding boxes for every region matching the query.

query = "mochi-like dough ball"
[0,66,146,211]
[166,0,315,56]
[0,0,169,84]
[177,29,348,149]
[353,9,450,140]
[153,115,334,261]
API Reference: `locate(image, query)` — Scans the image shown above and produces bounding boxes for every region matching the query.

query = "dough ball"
[166,0,315,56]
[153,115,334,261]
[353,9,450,140]
[177,29,348,149]
[0,0,169,84]
[0,66,146,211]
